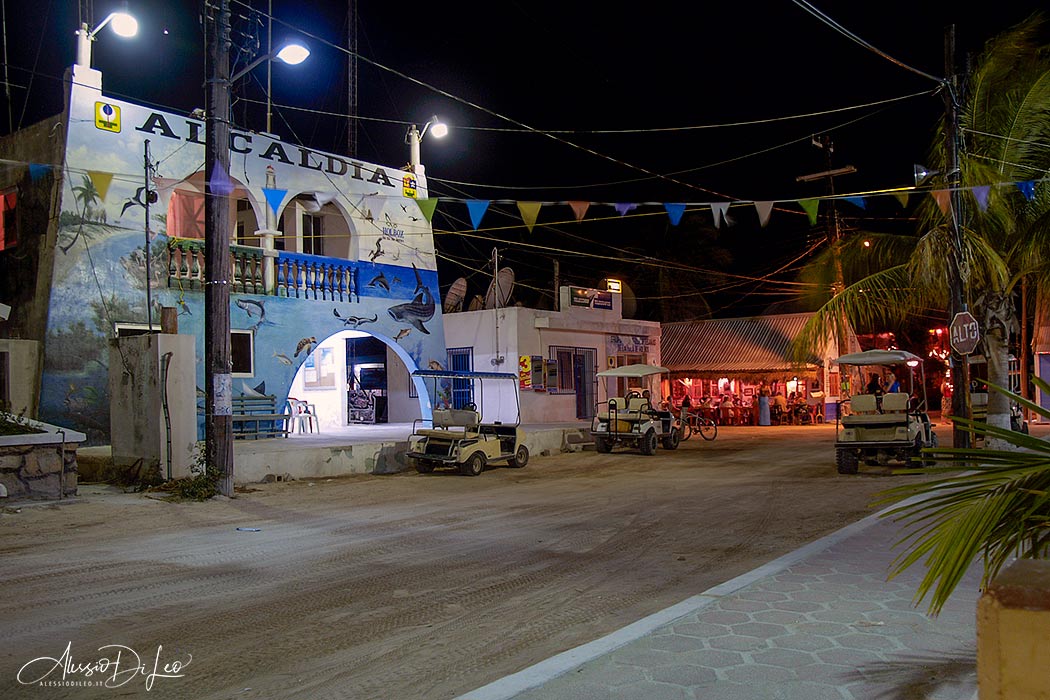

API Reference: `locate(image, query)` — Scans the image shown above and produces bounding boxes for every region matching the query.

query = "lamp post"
[406,116,448,172]
[204,0,309,496]
[75,10,138,68]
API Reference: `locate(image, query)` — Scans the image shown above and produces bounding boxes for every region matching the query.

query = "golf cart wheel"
[836,448,859,475]
[661,427,681,450]
[460,452,485,477]
[414,461,435,474]
[509,444,529,468]
[595,437,612,453]
[640,429,658,456]
[698,420,717,441]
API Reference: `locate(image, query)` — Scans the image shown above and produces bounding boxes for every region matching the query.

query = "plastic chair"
[286,398,319,434]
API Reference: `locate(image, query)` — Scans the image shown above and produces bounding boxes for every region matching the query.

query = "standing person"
[757,380,772,426]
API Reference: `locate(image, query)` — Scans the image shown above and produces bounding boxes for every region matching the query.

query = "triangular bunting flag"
[710,202,730,228]
[87,170,113,202]
[971,185,991,212]
[262,187,287,216]
[415,198,438,223]
[843,196,866,210]
[931,189,950,214]
[1017,180,1036,201]
[799,199,819,226]
[517,201,542,232]
[894,192,909,208]
[466,200,490,230]
[28,163,49,182]
[664,203,686,226]
[209,161,234,197]
[614,203,637,217]
[568,201,590,221]
[753,201,774,228]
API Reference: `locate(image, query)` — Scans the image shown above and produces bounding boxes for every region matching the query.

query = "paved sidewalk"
[459,507,982,700]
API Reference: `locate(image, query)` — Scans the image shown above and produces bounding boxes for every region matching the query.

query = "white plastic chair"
[286,398,319,434]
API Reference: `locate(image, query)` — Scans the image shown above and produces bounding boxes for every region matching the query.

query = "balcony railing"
[168,239,359,302]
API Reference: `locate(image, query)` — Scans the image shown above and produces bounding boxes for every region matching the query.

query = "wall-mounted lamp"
[913,164,941,186]
[406,116,448,171]
[75,9,139,68]
[606,278,623,293]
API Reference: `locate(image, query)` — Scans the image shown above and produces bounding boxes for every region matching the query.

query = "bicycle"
[679,408,718,441]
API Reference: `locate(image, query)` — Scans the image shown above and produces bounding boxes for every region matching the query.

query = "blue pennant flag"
[664,203,686,226]
[209,161,234,197]
[466,200,490,230]
[614,203,637,217]
[843,196,866,210]
[262,187,287,216]
[28,163,49,182]
[1017,180,1036,201]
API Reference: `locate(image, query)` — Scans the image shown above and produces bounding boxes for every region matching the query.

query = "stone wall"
[0,442,77,500]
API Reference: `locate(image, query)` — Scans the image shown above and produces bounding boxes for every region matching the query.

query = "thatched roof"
[661,312,823,379]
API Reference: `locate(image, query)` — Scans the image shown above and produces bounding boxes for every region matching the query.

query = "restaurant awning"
[661,312,822,380]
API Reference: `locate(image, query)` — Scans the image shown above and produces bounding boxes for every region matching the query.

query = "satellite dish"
[443,277,467,313]
[484,267,515,309]
[467,294,485,312]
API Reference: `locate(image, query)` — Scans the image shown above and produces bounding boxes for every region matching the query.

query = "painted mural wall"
[42,77,447,443]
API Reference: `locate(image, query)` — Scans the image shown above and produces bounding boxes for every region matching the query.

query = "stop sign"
[950,311,980,355]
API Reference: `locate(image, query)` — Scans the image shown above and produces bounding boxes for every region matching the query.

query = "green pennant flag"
[799,198,819,226]
[415,198,439,223]
[517,201,542,232]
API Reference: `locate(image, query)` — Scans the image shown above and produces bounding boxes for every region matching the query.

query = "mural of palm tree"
[62,175,104,253]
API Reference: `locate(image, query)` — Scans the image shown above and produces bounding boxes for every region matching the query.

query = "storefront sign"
[608,335,657,354]
[569,287,613,309]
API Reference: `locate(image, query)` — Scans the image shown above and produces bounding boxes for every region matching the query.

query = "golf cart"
[590,364,682,455]
[832,349,938,474]
[405,370,529,476]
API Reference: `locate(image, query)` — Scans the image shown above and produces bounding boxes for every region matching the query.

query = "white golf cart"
[405,370,529,476]
[832,349,938,474]
[590,364,682,455]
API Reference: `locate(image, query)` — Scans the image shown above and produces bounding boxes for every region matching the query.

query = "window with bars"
[447,347,473,408]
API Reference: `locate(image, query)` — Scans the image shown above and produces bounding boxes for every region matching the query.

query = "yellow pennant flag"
[894,192,909,208]
[517,201,542,233]
[87,170,114,202]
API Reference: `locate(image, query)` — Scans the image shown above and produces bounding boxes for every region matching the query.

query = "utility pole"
[144,140,153,331]
[346,0,358,157]
[796,138,855,356]
[205,0,234,496]
[944,25,972,449]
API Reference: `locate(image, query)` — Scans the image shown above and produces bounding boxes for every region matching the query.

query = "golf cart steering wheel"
[626,391,641,400]
[463,402,477,411]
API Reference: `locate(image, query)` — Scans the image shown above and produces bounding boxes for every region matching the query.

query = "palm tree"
[791,13,1050,436]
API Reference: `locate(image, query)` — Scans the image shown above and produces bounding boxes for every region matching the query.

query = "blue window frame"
[447,347,473,408]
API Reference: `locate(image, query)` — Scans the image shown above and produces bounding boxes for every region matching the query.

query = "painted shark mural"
[40,79,448,443]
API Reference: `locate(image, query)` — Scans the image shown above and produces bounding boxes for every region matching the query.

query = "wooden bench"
[231,395,290,439]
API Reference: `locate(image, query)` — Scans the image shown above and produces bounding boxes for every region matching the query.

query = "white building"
[442,286,661,424]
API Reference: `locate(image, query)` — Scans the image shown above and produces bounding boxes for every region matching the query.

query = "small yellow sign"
[402,174,417,199]
[94,102,121,132]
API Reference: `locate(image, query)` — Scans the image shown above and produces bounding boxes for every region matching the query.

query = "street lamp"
[231,37,309,133]
[75,9,139,68]
[406,116,448,172]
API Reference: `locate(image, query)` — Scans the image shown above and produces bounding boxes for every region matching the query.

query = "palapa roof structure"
[661,312,824,380]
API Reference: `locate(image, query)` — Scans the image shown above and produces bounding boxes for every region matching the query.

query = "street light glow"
[429,120,448,139]
[275,43,310,65]
[109,12,139,38]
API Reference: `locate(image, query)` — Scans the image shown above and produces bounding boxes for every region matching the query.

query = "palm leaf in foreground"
[875,378,1050,615]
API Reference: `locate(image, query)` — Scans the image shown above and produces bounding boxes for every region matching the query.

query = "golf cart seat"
[881,392,910,413]
[415,408,481,438]
[842,394,889,425]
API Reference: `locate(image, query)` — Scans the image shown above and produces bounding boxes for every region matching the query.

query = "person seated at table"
[865,373,885,395]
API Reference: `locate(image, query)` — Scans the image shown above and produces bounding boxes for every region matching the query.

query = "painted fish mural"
[332,309,378,328]
[294,336,317,357]
[273,351,293,366]
[387,264,435,334]
[367,272,390,292]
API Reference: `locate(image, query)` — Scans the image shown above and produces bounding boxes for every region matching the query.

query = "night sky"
[2,1,1045,318]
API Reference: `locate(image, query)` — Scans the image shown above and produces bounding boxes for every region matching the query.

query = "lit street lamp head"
[275,43,310,65]
[75,10,139,67]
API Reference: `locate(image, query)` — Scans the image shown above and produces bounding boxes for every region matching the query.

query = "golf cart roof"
[832,349,922,367]
[412,370,519,381]
[596,363,670,378]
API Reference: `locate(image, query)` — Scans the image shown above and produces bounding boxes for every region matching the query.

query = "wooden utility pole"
[205,0,234,495]
[346,0,358,157]
[944,24,972,449]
